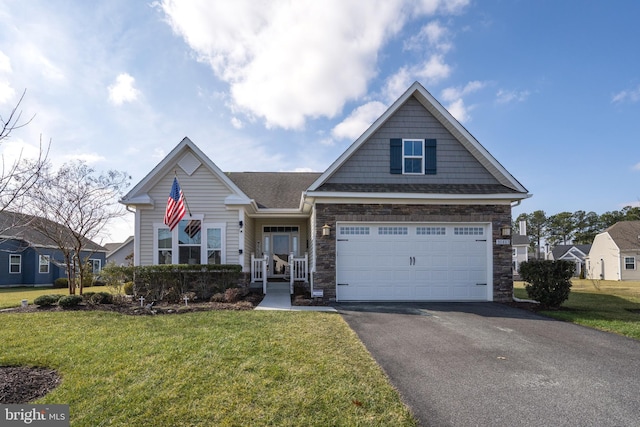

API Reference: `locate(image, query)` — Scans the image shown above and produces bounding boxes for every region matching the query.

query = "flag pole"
[174,171,193,217]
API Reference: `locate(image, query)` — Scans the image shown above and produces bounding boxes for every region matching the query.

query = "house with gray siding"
[120,82,530,302]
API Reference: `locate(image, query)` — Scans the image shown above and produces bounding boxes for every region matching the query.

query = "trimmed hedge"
[105,264,243,303]
[53,278,68,289]
[34,294,64,307]
[519,260,575,308]
[58,295,84,308]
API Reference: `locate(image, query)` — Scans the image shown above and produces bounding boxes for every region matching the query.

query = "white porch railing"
[289,252,309,294]
[251,253,268,294]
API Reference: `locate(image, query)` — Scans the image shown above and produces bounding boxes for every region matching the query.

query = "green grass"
[0,286,113,309]
[514,279,640,339]
[0,310,416,427]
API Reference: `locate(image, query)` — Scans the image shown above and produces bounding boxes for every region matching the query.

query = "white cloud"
[0,80,16,105]
[108,73,140,106]
[230,116,243,129]
[446,98,471,122]
[632,162,640,171]
[496,89,530,104]
[439,81,485,122]
[0,51,12,73]
[612,85,640,103]
[382,55,452,103]
[332,101,387,140]
[405,20,452,53]
[158,0,470,130]
[441,80,486,102]
[0,138,42,165]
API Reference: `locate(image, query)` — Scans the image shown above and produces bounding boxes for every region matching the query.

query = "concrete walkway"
[255,283,336,312]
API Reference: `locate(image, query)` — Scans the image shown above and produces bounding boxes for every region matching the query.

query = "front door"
[263,226,299,278]
[271,234,290,276]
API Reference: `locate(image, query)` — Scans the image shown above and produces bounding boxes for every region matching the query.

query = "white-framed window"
[9,254,21,274]
[154,217,225,265]
[158,227,172,264]
[89,259,102,274]
[179,219,202,264]
[624,257,636,270]
[39,255,50,274]
[402,139,424,174]
[207,228,222,264]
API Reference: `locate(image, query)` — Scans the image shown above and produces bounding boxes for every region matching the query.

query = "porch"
[250,252,309,294]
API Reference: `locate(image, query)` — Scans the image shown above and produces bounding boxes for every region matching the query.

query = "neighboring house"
[586,221,640,281]
[512,219,530,276]
[0,211,107,287]
[512,235,530,275]
[120,82,530,302]
[106,236,134,266]
[549,244,591,277]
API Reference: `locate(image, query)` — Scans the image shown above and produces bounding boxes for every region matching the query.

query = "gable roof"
[120,137,251,206]
[0,210,107,252]
[307,81,529,198]
[106,235,134,256]
[227,172,321,209]
[605,221,640,250]
[512,235,530,245]
[552,245,591,260]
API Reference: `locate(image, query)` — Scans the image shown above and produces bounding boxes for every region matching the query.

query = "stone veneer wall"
[313,203,513,302]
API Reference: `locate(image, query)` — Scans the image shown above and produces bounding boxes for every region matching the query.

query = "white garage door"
[336,222,490,301]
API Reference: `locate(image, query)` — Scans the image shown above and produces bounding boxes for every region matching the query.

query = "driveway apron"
[336,302,640,427]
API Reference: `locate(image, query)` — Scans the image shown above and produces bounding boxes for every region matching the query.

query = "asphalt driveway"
[335,302,640,427]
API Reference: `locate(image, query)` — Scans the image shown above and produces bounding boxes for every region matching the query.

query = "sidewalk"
[255,284,336,312]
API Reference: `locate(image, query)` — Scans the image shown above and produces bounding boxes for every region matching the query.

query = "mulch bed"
[1,293,264,316]
[0,366,61,404]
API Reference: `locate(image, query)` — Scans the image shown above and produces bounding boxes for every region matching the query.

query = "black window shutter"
[390,138,402,174]
[425,139,437,175]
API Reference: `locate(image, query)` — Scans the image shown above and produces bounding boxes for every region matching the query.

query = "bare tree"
[0,90,50,220]
[27,161,130,294]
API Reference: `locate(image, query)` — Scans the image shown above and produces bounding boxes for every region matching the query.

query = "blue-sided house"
[121,82,530,303]
[0,211,107,287]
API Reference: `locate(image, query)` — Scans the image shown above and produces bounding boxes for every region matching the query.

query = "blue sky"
[0,0,639,243]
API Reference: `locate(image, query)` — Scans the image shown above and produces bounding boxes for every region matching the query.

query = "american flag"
[164,177,186,231]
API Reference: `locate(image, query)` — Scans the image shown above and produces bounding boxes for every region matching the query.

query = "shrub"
[210,293,226,303]
[224,287,245,303]
[53,278,68,289]
[58,295,84,308]
[123,282,134,295]
[86,292,113,305]
[34,295,61,307]
[519,260,575,308]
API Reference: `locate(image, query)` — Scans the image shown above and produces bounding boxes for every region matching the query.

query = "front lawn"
[514,279,640,340]
[0,310,416,426]
[0,286,113,309]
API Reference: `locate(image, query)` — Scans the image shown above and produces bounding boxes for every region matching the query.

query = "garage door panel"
[337,222,490,301]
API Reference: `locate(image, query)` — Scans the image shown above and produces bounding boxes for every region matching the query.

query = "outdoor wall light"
[239,220,243,228]
[500,225,511,237]
[322,224,331,237]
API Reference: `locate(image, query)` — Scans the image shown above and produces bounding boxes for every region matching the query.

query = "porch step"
[266,282,290,292]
